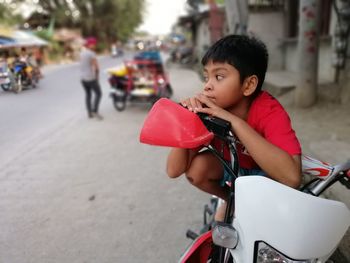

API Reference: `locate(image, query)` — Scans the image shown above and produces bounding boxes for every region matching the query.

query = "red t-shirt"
[213,91,301,169]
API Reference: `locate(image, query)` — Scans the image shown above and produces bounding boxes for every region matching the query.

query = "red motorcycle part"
[139,98,214,148]
[180,231,213,263]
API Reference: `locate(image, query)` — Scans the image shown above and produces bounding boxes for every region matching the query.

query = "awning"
[12,30,48,47]
[0,29,48,49]
[0,36,16,45]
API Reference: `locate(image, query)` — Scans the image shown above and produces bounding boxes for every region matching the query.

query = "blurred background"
[0,0,349,262]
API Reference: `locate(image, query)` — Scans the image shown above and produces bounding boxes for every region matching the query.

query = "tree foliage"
[11,0,145,42]
[0,3,23,26]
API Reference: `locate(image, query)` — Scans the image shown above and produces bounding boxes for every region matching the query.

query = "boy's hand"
[194,94,233,121]
[180,96,203,112]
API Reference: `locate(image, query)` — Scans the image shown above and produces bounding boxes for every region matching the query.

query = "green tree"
[0,3,23,26]
[73,0,144,42]
[11,0,145,43]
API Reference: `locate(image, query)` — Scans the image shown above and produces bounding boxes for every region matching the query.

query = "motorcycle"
[0,60,14,92]
[111,44,124,58]
[169,45,197,65]
[13,62,39,93]
[140,98,350,263]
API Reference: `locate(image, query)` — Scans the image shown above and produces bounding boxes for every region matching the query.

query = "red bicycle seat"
[140,98,214,148]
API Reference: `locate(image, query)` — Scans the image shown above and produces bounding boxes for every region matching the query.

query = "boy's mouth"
[201,93,215,100]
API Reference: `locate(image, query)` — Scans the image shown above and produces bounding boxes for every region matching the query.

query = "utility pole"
[208,0,224,43]
[294,0,321,107]
[224,0,249,35]
[332,0,350,104]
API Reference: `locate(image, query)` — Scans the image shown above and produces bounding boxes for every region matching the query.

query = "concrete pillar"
[295,0,321,107]
[208,0,224,43]
[224,0,248,35]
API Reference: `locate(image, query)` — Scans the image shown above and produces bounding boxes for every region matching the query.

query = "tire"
[31,72,39,88]
[159,84,173,99]
[112,94,127,111]
[1,83,11,91]
[151,95,161,105]
[165,84,173,98]
[207,245,233,263]
[31,77,38,89]
[16,75,23,93]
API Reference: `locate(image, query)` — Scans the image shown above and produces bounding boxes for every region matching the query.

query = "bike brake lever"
[197,113,231,139]
[339,173,350,189]
[177,104,231,138]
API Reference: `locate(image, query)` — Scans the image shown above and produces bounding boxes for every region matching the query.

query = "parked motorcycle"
[13,62,39,93]
[0,60,14,92]
[140,98,350,263]
[111,44,124,58]
[170,45,197,65]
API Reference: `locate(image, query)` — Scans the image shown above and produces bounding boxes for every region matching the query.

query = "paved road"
[1,54,349,262]
[0,55,208,263]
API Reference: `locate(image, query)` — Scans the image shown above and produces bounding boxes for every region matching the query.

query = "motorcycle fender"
[178,231,212,263]
[233,176,350,261]
[0,78,10,84]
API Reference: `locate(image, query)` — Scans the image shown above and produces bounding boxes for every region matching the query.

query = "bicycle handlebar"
[197,113,232,140]
[196,113,350,197]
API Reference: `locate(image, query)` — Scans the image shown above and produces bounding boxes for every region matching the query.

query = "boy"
[166,35,302,211]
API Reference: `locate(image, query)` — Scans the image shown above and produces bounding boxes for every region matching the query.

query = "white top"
[80,47,96,81]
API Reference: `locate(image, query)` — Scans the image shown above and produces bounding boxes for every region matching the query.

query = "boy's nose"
[204,81,213,91]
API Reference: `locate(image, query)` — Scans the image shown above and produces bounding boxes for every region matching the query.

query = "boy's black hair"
[201,34,268,96]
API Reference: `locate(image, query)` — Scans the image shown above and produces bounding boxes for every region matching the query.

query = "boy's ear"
[243,75,258,96]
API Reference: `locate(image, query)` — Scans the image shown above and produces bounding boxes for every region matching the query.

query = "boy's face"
[202,60,245,109]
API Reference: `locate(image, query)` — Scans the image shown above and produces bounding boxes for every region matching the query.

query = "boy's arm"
[194,95,301,188]
[91,57,99,80]
[166,148,198,178]
[229,117,301,188]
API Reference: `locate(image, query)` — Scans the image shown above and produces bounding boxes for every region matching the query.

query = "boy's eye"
[216,75,224,81]
[203,75,209,82]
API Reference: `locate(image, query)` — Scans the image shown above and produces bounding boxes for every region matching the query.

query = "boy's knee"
[186,152,220,186]
[185,169,206,186]
[166,168,182,179]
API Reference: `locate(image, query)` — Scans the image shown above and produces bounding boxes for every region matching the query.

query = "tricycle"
[108,51,173,111]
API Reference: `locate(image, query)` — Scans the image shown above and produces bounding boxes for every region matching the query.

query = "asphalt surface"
[0,54,349,262]
[0,55,209,263]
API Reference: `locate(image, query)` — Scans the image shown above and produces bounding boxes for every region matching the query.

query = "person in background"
[34,47,44,67]
[79,37,103,120]
[17,47,33,83]
[27,52,41,81]
[19,47,28,62]
[34,47,44,78]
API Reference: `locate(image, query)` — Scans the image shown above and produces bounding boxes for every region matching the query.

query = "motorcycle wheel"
[159,84,173,99]
[15,76,23,93]
[31,72,39,88]
[31,77,38,88]
[165,84,173,98]
[112,94,126,111]
[207,245,233,263]
[1,83,11,91]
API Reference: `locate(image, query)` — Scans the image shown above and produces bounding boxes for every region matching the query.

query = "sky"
[138,0,188,35]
